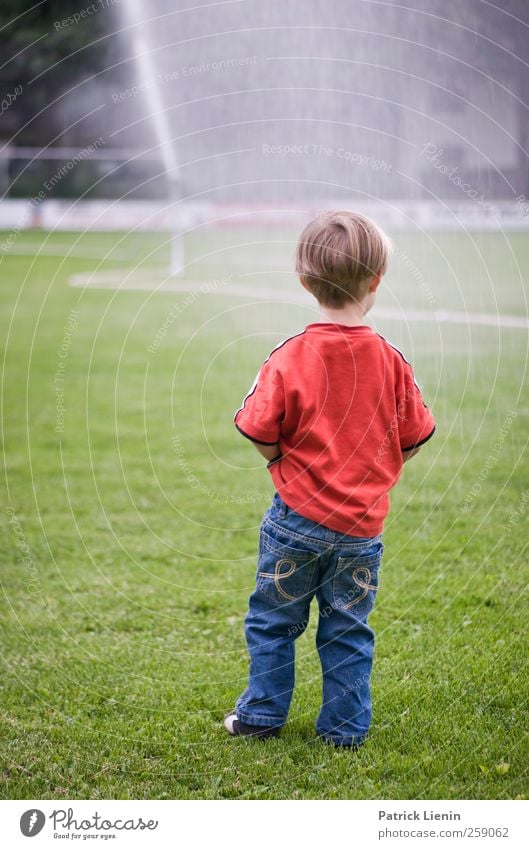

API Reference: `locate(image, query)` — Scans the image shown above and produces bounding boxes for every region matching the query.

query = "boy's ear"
[368,274,382,293]
[299,275,312,293]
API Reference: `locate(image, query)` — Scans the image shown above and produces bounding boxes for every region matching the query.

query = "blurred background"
[1,0,528,230]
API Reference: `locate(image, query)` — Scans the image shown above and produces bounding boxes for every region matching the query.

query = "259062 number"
[466,827,509,838]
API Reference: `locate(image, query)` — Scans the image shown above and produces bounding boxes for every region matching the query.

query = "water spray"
[121,0,184,275]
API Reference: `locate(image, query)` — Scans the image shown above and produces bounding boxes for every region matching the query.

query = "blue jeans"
[236,493,384,746]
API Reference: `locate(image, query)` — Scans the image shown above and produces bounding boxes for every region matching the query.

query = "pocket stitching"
[341,566,378,609]
[260,528,318,558]
[257,539,319,604]
[333,553,382,612]
[258,557,299,602]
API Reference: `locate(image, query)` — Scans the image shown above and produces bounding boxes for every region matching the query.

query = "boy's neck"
[317,298,371,327]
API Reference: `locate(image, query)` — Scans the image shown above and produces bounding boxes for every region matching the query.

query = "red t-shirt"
[234,322,435,536]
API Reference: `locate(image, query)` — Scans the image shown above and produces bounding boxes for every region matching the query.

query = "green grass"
[1,228,528,799]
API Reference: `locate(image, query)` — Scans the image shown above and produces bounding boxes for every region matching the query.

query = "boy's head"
[295,210,392,309]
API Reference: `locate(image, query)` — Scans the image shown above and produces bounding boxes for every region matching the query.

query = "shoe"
[223,712,280,739]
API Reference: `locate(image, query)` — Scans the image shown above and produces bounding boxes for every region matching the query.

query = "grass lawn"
[1,227,528,799]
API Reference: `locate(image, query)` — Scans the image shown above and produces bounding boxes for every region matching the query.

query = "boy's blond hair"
[295,210,392,308]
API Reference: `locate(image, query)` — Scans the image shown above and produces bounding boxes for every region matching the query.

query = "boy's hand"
[402,446,422,463]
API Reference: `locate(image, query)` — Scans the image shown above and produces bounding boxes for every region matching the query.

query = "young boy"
[224,210,435,747]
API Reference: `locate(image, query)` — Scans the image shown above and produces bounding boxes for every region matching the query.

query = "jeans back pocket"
[332,543,383,617]
[257,527,319,606]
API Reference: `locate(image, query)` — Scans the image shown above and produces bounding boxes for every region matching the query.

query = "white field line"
[68,270,529,329]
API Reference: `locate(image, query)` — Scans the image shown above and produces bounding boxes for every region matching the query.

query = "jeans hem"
[318,732,368,747]
[236,709,285,728]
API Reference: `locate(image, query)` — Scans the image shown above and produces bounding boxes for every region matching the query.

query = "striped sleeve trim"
[233,329,307,421]
[377,332,424,392]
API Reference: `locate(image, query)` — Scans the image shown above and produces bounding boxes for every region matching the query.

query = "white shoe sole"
[223,713,238,734]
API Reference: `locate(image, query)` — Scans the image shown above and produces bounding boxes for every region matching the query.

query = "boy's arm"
[234,357,284,462]
[398,362,435,460]
[253,442,281,463]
